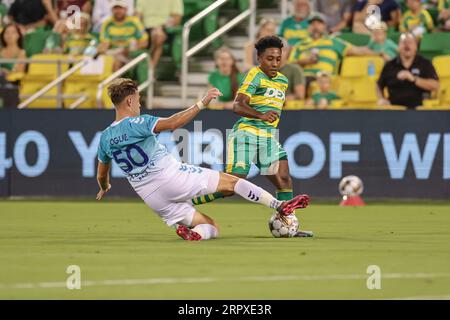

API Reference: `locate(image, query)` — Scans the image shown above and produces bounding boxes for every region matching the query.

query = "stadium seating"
[337,56,385,107]
[337,33,370,46]
[431,55,450,107]
[419,33,450,60]
[20,54,71,108]
[63,55,115,109]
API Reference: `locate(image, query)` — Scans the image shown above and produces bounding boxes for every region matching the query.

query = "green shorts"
[226,129,287,176]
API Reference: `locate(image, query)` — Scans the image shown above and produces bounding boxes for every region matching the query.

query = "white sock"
[191,224,219,240]
[234,179,282,210]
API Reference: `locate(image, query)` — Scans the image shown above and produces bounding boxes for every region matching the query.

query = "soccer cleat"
[176,225,202,241]
[294,230,314,238]
[277,194,310,215]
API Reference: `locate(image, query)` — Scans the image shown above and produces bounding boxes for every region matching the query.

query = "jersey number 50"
[112,144,149,173]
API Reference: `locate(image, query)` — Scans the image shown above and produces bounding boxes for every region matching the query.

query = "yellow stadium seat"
[284,100,308,110]
[25,54,70,80]
[63,55,115,109]
[432,56,450,78]
[338,77,379,108]
[431,56,450,106]
[20,54,71,108]
[340,56,385,78]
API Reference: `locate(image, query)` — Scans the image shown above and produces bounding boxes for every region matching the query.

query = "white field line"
[1,273,450,289]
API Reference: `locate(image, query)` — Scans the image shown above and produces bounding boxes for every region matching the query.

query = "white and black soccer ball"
[339,175,364,196]
[268,213,299,238]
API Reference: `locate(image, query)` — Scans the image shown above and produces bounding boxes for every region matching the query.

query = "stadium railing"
[96,52,153,109]
[0,56,84,109]
[181,0,256,105]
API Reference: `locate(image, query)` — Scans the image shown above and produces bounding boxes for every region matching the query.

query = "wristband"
[196,100,205,110]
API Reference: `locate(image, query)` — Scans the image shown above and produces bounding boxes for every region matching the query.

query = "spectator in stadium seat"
[55,0,92,19]
[8,0,58,31]
[313,0,353,33]
[289,14,376,86]
[244,18,277,71]
[92,0,134,33]
[207,47,243,110]
[63,12,95,55]
[306,71,340,108]
[0,23,26,78]
[368,21,398,60]
[98,0,148,71]
[352,0,401,34]
[400,0,434,37]
[438,0,450,30]
[280,42,306,100]
[377,33,439,109]
[278,0,312,46]
[135,0,183,68]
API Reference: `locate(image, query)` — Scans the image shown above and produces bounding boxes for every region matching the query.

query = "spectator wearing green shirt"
[307,71,340,109]
[98,0,148,73]
[244,18,277,71]
[135,0,183,68]
[368,22,398,61]
[278,0,312,46]
[207,47,243,110]
[280,42,305,100]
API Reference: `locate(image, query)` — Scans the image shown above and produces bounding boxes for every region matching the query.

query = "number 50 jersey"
[97,115,168,179]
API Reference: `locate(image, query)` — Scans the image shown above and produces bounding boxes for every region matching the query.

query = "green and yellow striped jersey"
[288,35,351,77]
[233,66,289,135]
[400,9,434,34]
[100,16,148,49]
[64,33,96,55]
[278,16,310,46]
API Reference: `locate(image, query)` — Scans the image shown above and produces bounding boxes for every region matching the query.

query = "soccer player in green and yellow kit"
[192,35,313,237]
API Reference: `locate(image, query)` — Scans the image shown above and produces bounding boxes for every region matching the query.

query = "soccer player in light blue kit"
[96,78,310,241]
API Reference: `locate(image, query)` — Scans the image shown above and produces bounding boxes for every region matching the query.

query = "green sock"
[191,192,225,205]
[276,189,293,201]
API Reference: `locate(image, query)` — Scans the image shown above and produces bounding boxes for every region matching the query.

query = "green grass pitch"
[0,200,449,299]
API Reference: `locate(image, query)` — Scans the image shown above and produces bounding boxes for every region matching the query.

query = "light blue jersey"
[97,115,168,181]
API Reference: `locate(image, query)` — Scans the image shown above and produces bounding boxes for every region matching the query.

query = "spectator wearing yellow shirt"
[400,0,434,37]
[135,0,183,68]
[289,14,376,86]
[98,0,148,84]
[278,0,312,46]
[438,0,450,30]
[63,13,95,55]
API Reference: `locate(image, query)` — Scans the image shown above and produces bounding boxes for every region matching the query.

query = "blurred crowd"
[0,0,448,109]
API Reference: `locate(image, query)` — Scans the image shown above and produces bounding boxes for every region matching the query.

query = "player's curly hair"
[254,35,284,57]
[108,78,139,106]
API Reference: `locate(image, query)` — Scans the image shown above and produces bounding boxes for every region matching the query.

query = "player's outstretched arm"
[233,93,279,123]
[153,88,222,133]
[96,161,111,201]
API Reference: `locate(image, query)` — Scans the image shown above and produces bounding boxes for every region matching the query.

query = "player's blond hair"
[107,78,138,106]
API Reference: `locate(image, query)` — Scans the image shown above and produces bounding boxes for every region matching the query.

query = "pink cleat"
[176,225,202,241]
[278,194,310,216]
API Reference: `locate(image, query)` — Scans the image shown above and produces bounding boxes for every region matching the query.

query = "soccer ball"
[268,213,299,238]
[339,175,364,196]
